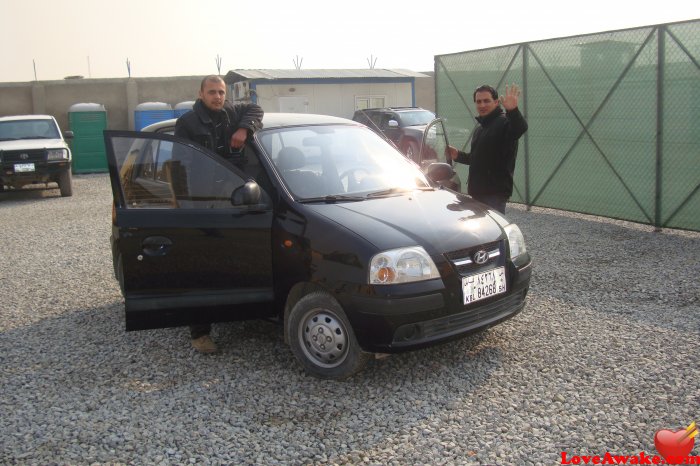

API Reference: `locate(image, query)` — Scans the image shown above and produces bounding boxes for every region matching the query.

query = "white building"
[224,69,430,119]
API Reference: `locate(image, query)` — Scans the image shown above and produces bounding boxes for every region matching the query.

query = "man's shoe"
[191,335,218,354]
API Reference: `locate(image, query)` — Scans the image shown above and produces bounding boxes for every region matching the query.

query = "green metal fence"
[435,19,699,231]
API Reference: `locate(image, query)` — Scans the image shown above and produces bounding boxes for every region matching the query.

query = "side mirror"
[63,131,74,139]
[387,120,399,128]
[425,162,456,183]
[231,180,261,206]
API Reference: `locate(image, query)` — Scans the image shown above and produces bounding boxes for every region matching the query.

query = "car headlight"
[369,246,440,285]
[47,149,69,161]
[487,210,527,260]
[504,224,527,260]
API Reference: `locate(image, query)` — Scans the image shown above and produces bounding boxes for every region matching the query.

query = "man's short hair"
[200,75,225,91]
[473,85,498,101]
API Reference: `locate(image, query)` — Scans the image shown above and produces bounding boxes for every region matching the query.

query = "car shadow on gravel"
[0,185,62,202]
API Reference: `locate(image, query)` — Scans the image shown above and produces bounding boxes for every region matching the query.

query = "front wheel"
[58,170,73,197]
[286,291,369,380]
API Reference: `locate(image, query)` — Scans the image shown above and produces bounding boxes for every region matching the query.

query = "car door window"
[422,119,451,166]
[111,134,248,209]
[154,141,173,182]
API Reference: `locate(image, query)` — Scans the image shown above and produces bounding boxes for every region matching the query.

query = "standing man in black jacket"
[447,84,528,214]
[174,74,264,354]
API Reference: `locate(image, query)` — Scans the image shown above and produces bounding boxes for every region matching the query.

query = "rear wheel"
[287,291,369,379]
[58,170,73,197]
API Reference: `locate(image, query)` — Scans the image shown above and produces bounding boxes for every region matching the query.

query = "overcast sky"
[1,0,698,82]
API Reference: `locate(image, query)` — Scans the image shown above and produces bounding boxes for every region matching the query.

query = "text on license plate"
[14,163,35,172]
[462,266,507,305]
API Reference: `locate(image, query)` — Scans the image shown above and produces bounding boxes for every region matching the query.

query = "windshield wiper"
[365,186,433,198]
[365,187,411,198]
[16,136,52,140]
[299,194,365,204]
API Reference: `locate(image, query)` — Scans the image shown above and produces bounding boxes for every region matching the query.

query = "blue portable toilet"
[134,102,174,130]
[174,101,195,117]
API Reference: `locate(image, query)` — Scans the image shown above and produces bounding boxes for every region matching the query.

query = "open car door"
[105,130,274,330]
[420,119,462,192]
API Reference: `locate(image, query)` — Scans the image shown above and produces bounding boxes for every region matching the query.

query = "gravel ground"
[1,174,698,466]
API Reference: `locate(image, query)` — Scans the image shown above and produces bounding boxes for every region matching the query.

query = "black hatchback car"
[105,113,531,379]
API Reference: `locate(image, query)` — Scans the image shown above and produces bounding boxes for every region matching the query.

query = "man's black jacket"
[174,99,264,155]
[455,106,528,198]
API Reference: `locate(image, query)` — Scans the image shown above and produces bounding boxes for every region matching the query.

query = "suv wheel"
[287,291,369,379]
[58,170,73,197]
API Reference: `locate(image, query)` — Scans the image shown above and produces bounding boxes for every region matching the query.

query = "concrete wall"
[0,74,437,131]
[0,76,206,133]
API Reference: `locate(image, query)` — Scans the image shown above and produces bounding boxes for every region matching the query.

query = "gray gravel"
[1,174,698,466]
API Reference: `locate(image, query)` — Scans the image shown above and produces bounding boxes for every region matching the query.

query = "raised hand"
[499,84,521,111]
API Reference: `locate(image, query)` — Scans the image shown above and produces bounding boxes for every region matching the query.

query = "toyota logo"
[19,153,29,160]
[473,250,489,265]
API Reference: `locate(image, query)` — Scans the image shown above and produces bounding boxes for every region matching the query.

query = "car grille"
[392,289,527,345]
[2,149,47,164]
[444,240,503,274]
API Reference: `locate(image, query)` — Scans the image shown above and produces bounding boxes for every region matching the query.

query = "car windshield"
[0,119,61,140]
[259,124,431,200]
[398,110,435,127]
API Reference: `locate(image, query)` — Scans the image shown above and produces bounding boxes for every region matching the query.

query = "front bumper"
[342,258,532,353]
[1,161,71,186]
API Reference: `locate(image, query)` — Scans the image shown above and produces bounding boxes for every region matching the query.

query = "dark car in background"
[352,107,436,163]
[105,113,531,379]
[0,115,73,196]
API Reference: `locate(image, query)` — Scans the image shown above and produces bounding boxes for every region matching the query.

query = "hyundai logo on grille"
[473,250,489,265]
[19,153,29,160]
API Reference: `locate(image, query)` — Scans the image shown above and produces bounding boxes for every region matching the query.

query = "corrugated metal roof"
[225,69,429,81]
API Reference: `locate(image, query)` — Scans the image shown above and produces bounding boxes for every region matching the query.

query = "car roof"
[356,107,431,113]
[0,114,57,122]
[142,112,360,133]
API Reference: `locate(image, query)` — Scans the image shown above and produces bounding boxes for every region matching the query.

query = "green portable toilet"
[68,103,108,173]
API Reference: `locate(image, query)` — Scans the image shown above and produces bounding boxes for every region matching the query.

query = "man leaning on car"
[174,74,264,354]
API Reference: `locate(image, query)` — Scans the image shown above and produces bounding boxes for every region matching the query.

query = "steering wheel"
[339,167,370,190]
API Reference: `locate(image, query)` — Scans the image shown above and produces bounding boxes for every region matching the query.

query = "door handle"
[141,236,173,257]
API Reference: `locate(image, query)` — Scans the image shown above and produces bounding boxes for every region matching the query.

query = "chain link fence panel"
[436,19,699,231]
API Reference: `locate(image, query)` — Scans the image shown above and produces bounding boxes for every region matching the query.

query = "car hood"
[0,138,68,151]
[307,189,505,255]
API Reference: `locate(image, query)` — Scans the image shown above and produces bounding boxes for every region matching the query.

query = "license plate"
[14,163,35,172]
[462,267,507,305]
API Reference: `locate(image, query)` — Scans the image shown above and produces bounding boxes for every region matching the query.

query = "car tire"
[58,170,73,197]
[287,291,370,380]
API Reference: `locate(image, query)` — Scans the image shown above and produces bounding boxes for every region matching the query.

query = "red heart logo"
[654,429,695,464]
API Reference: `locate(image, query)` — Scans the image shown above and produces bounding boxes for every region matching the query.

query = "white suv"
[0,115,73,197]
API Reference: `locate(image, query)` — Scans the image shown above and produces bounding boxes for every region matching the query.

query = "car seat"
[276,147,325,198]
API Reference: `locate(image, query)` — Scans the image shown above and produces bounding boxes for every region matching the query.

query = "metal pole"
[522,45,531,210]
[655,26,665,231]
